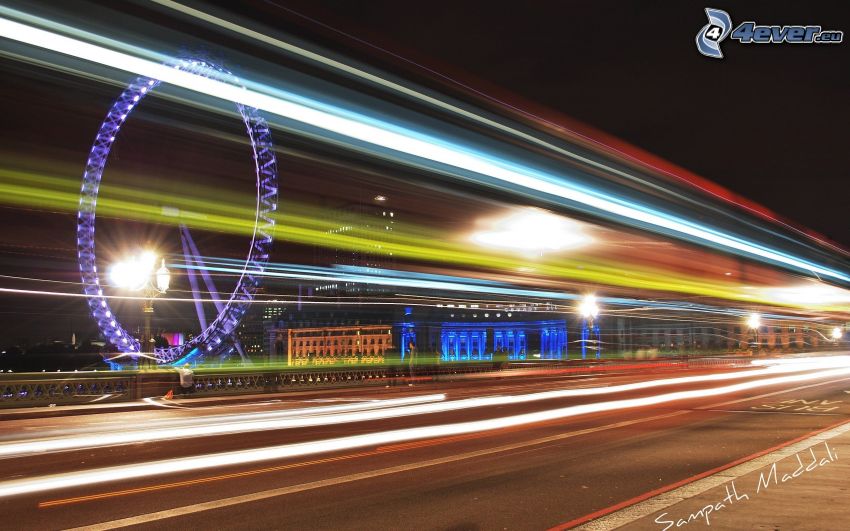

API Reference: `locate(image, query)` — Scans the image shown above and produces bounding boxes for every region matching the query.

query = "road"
[1,355,850,530]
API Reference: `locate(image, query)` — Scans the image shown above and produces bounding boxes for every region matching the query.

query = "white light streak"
[0,394,448,456]
[762,283,850,307]
[0,15,847,282]
[1,362,849,497]
[471,208,590,252]
[0,360,845,460]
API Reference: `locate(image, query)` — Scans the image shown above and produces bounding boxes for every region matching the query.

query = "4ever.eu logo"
[696,7,844,59]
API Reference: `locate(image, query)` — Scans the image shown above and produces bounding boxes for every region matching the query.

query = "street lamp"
[579,294,601,359]
[747,313,761,353]
[109,251,169,367]
[832,327,844,341]
[155,259,170,292]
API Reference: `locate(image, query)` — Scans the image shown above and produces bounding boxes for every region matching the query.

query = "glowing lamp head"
[579,294,600,319]
[832,327,844,340]
[108,251,158,291]
[747,313,761,330]
[155,259,170,293]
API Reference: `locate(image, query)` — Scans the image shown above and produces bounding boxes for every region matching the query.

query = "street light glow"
[108,251,166,292]
[109,253,155,291]
[579,294,600,319]
[140,250,157,267]
[833,327,844,340]
[747,313,761,330]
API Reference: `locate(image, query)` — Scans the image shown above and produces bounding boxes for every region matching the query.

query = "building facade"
[282,324,393,365]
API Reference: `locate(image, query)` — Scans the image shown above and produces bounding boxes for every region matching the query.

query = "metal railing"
[0,374,134,406]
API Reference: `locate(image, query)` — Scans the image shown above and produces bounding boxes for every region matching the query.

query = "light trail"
[0,13,847,283]
[3,165,848,310]
[0,270,821,317]
[0,286,422,306]
[1,361,849,497]
[0,167,796,308]
[0,394,448,449]
[178,258,845,317]
[156,0,848,261]
[1,359,846,459]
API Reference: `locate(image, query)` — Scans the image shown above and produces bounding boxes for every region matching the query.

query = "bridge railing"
[0,373,135,407]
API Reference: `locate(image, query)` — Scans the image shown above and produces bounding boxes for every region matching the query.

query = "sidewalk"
[579,419,850,530]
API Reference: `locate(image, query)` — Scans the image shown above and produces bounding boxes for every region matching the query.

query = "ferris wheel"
[76,59,278,368]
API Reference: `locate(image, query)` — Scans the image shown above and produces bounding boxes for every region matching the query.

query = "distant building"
[282,324,392,365]
[402,305,567,361]
[236,308,265,358]
[268,303,569,366]
[316,195,396,298]
[236,298,286,360]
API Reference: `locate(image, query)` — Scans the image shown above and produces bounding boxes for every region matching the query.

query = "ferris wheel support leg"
[233,338,249,363]
[179,227,208,331]
[181,225,225,314]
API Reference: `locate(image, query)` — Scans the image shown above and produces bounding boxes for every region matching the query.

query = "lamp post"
[109,252,169,369]
[747,313,761,354]
[579,294,600,359]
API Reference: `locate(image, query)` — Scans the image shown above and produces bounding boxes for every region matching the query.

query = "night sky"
[226,0,850,246]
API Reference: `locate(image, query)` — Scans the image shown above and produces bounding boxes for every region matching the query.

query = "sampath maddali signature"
[654,442,838,530]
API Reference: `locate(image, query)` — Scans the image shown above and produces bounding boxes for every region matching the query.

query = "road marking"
[141,397,185,409]
[557,417,850,530]
[40,450,380,508]
[705,409,839,416]
[62,411,688,529]
[698,376,850,409]
[87,394,114,403]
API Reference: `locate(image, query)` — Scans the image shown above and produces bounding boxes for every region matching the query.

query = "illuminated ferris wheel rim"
[76,59,278,366]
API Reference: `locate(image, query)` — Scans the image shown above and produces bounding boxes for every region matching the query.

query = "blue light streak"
[1,11,847,282]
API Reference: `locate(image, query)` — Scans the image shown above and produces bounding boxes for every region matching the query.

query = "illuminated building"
[284,325,392,365]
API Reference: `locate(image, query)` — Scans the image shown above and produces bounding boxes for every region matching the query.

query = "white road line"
[141,397,185,409]
[87,394,114,403]
[705,409,840,416]
[66,411,688,531]
[574,419,850,530]
[698,376,850,409]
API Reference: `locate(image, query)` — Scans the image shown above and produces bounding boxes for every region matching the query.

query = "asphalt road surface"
[2,355,850,530]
